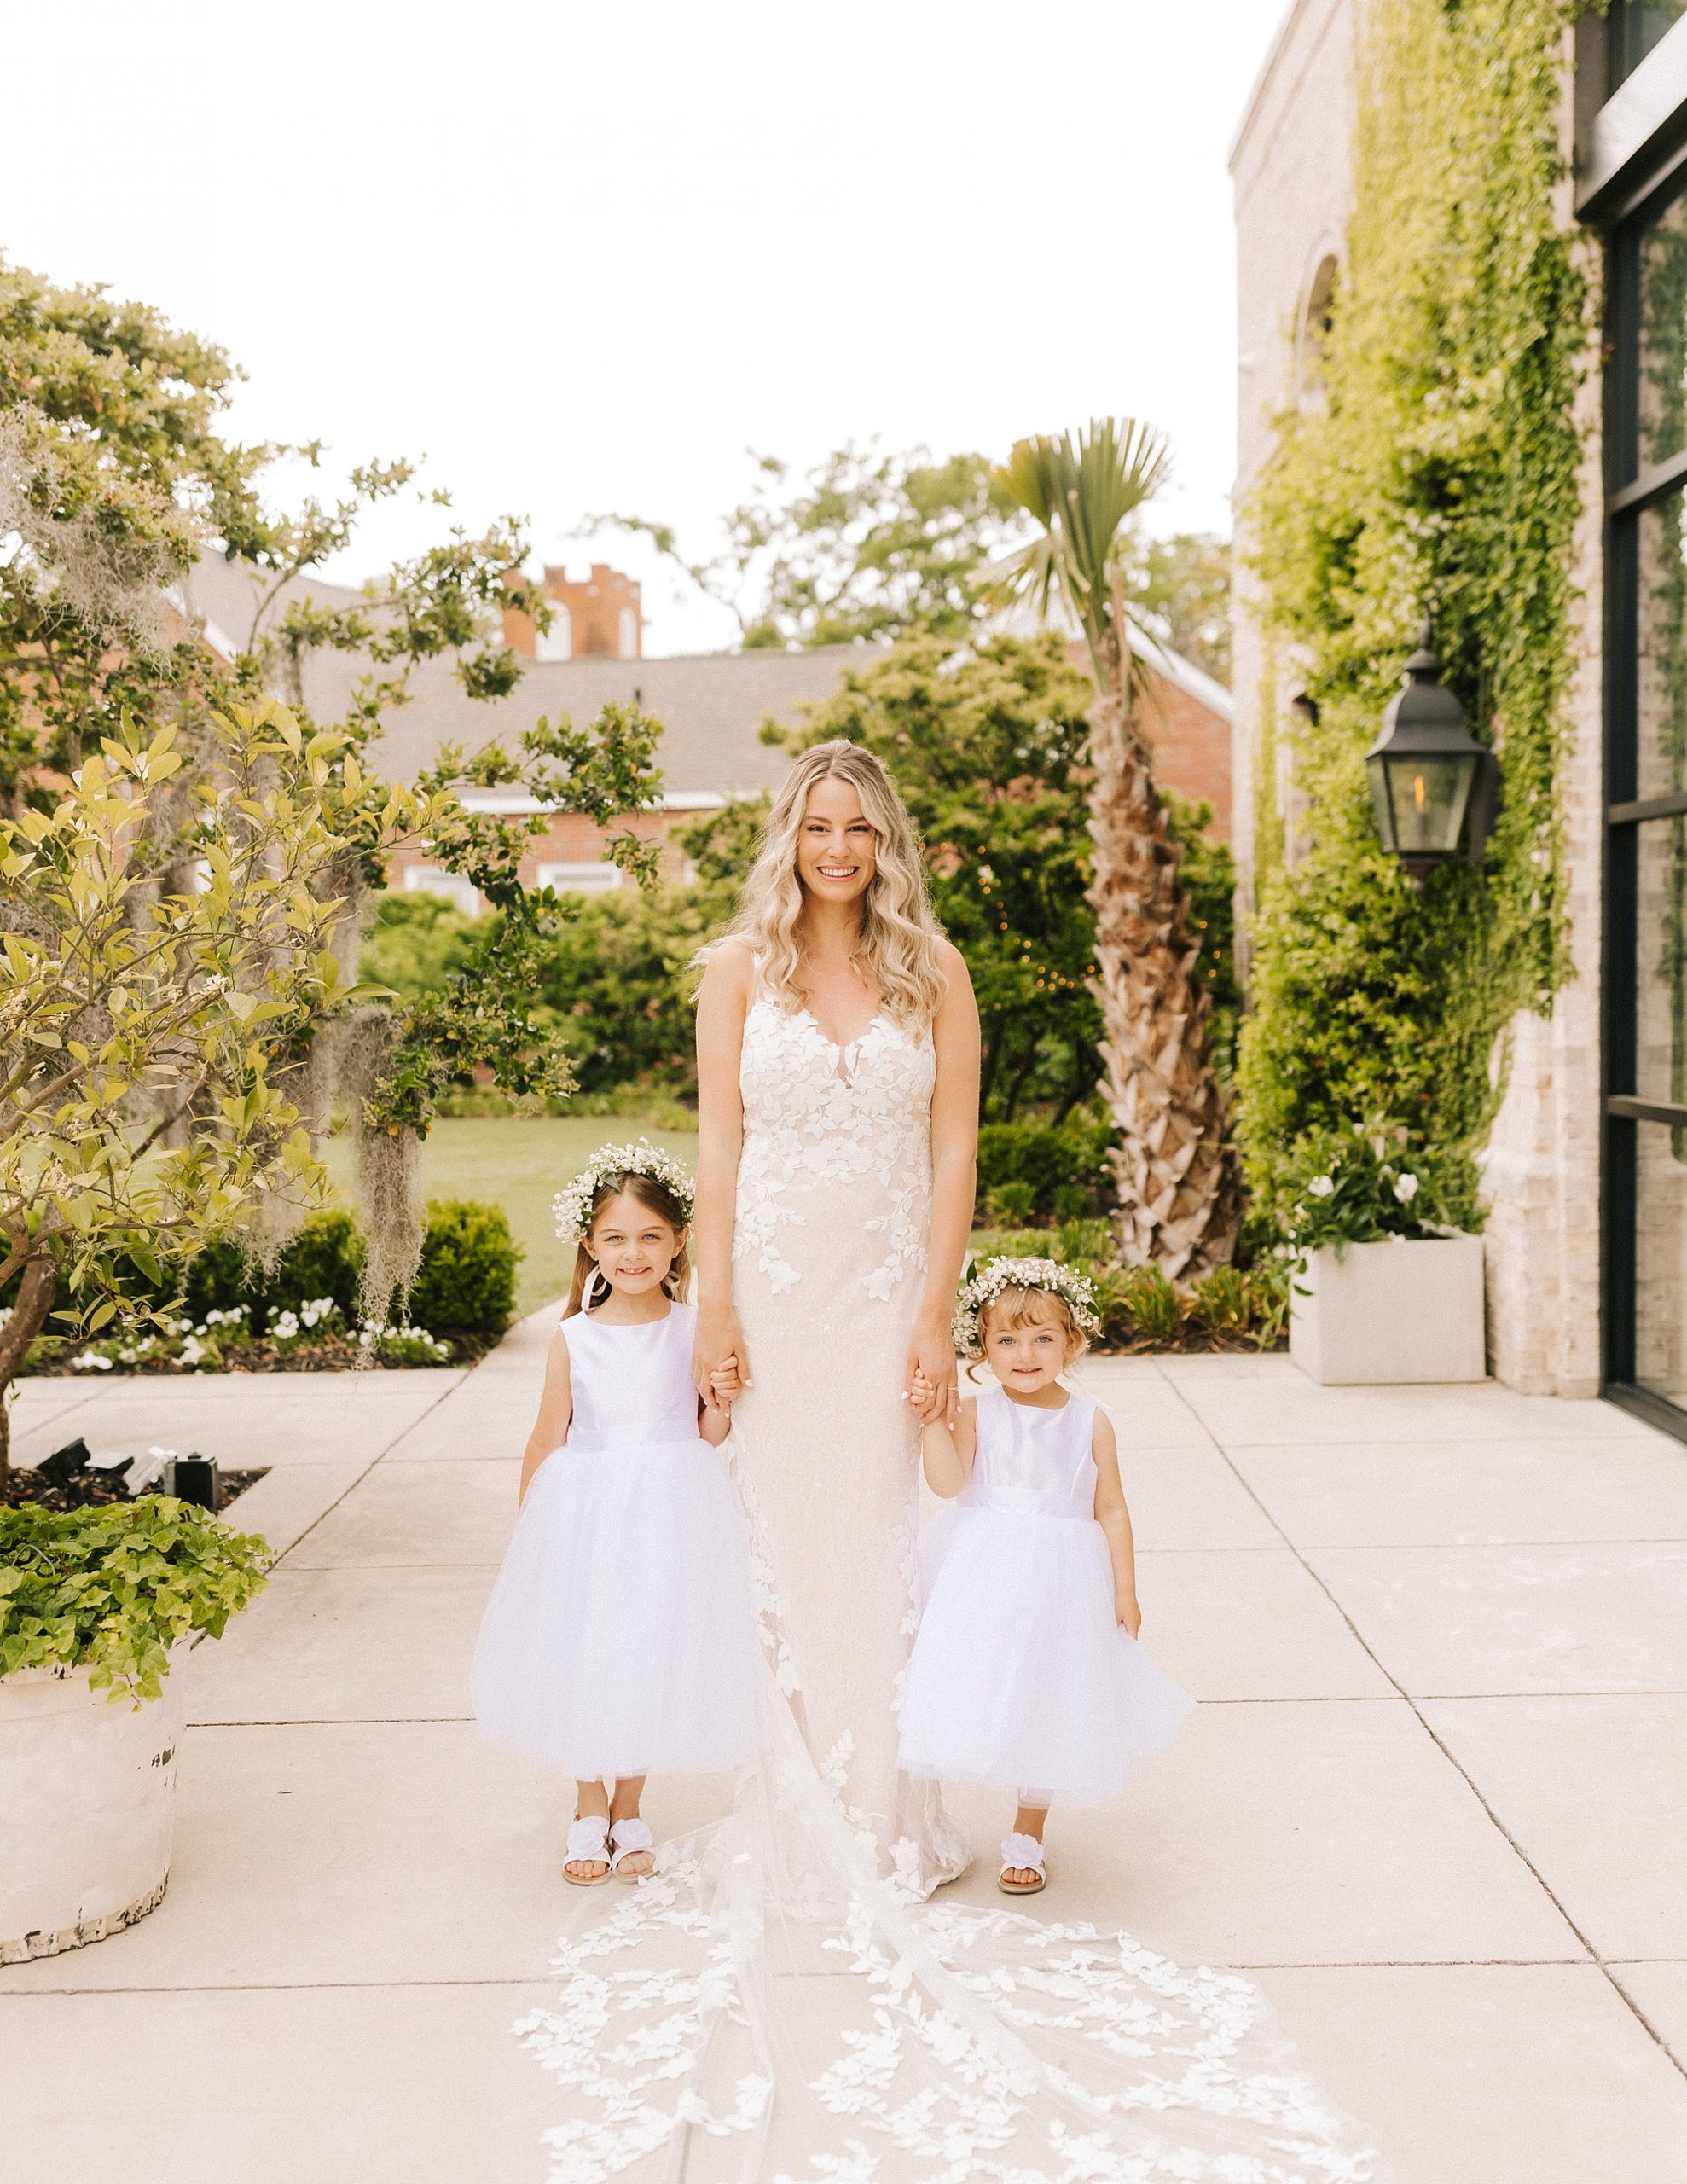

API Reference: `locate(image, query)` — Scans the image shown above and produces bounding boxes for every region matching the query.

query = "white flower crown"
[951,1254,1101,1360]
[553,1139,697,1246]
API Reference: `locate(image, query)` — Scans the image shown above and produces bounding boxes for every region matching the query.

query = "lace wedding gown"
[499,998,1393,2183]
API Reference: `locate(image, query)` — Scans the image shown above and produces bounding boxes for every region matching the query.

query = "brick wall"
[503,563,642,662]
[1139,665,1233,841]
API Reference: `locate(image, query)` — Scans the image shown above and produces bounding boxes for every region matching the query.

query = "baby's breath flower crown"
[553,1139,696,1246]
[951,1255,1101,1361]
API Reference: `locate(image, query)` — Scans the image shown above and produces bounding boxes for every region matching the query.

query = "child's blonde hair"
[973,1283,1090,1374]
[565,1172,692,1319]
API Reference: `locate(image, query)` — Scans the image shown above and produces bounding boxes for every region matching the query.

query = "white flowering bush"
[1276,1118,1438,1269]
[67,1297,453,1373]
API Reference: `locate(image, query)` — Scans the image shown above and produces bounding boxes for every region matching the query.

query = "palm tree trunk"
[1086,687,1237,1276]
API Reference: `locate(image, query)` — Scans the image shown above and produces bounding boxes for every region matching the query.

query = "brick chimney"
[503,563,642,661]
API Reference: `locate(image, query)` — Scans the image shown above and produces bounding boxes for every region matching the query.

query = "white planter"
[1290,1234,1486,1385]
[0,1659,183,1963]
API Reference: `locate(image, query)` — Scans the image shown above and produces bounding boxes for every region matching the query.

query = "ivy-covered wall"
[1240,0,1595,1232]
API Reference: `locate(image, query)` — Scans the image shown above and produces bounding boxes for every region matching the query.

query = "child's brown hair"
[564,1171,692,1318]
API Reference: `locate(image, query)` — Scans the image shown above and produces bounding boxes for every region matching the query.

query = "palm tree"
[994,418,1236,1275]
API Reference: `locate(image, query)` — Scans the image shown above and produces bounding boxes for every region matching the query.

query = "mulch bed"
[2,1467,270,1514]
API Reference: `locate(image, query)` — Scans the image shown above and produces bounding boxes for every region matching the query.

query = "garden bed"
[2,1467,269,1515]
[25,1327,495,1378]
[968,1224,1288,1355]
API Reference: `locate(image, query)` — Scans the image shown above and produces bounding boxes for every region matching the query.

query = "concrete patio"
[4,1324,1686,2181]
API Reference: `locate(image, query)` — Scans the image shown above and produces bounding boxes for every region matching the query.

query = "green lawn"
[320,1114,699,1317]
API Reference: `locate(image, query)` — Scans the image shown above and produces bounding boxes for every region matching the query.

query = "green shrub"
[408,1199,520,1335]
[975,1113,1114,1222]
[0,1500,270,1701]
[985,1182,1038,1225]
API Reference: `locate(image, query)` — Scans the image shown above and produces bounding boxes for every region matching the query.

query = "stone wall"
[1230,7,1607,1394]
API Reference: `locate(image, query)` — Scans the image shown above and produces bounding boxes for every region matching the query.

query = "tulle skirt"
[471,1437,762,1780]
[897,1504,1193,1805]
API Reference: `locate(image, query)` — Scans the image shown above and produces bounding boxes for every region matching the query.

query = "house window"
[1609,3,1685,96]
[535,603,571,662]
[401,864,480,917]
[1604,153,1687,1432]
[536,861,623,895]
[618,605,639,659]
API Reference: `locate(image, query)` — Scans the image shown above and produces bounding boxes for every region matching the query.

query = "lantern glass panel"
[1383,752,1475,856]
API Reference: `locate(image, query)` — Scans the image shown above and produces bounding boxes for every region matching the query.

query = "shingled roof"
[176,556,878,799]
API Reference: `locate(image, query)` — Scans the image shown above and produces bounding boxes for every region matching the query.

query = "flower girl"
[897,1257,1192,1896]
[471,1142,761,1885]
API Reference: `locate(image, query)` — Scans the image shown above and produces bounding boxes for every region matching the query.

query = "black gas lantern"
[1365,623,1500,886]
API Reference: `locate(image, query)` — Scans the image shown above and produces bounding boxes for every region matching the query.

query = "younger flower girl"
[897,1257,1192,1895]
[472,1143,761,1885]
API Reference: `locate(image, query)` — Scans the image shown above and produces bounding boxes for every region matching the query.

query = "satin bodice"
[960,1383,1098,1521]
[560,1301,700,1450]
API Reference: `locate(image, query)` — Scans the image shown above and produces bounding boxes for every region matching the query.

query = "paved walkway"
[5,1327,1687,2181]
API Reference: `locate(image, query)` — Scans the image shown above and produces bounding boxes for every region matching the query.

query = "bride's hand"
[695,1306,751,1409]
[905,1318,957,1426]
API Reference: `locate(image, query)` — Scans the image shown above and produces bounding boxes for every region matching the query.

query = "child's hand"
[1116,1591,1142,1639]
[909,1369,937,1411]
[710,1360,742,1406]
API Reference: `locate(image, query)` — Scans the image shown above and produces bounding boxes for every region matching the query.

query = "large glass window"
[1607,164,1687,1432]
[1609,2,1687,98]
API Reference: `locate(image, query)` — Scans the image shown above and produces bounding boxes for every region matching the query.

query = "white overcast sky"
[8,2,1284,655]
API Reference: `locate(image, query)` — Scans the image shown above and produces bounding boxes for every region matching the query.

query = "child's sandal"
[608,1816,655,1881]
[564,1815,612,1885]
[998,1833,1046,1896]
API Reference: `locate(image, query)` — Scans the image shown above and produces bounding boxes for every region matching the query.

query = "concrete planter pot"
[0,1659,184,1964]
[1290,1233,1486,1385]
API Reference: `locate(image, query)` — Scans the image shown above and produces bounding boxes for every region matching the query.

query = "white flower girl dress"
[898,1380,1192,1803]
[471,1298,761,1780]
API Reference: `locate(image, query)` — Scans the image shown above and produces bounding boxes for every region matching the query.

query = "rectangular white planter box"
[1290,1234,1486,1385]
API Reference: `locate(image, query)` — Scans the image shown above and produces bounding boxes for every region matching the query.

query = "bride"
[508,741,1390,2181]
[691,738,977,1897]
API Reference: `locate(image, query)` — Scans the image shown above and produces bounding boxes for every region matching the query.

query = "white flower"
[1394,1171,1420,1204]
[554,1137,696,1244]
[951,1254,1101,1360]
[1307,1176,1336,1199]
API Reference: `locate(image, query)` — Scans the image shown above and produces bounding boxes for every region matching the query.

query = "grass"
[320,1114,699,1318]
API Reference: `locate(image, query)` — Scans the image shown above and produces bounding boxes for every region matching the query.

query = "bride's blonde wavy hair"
[704,740,949,1027]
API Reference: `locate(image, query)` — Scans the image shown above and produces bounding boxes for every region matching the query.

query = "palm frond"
[991,417,1170,689]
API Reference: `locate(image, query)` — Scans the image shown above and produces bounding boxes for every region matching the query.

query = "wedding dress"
[498,997,1393,2183]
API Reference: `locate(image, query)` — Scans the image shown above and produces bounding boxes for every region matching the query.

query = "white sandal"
[564,1815,612,1886]
[608,1816,654,1881]
[998,1832,1046,1896]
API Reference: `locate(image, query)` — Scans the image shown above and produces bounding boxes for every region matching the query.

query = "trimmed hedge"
[161,1201,520,1340]
[975,1114,1115,1223]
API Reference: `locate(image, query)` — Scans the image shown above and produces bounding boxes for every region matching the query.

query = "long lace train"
[495,1656,1392,2184]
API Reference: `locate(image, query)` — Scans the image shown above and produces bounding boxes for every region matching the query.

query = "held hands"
[904,1320,958,1426]
[694,1309,751,1412]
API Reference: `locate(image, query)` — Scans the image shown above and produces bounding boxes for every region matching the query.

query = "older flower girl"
[471,1142,761,1885]
[898,1258,1192,1895]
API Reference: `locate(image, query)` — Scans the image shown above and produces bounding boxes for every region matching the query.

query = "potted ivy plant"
[1279,1120,1485,1385]
[0,1495,269,1962]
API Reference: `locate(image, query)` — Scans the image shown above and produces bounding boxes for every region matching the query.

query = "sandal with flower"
[608,1816,655,1880]
[998,1832,1046,1896]
[563,1814,612,1885]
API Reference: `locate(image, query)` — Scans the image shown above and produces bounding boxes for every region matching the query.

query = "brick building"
[182,554,1233,895]
[502,562,643,663]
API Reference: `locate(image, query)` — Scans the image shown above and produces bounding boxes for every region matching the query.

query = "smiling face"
[795,775,878,907]
[586,1189,684,1300]
[980,1292,1075,1396]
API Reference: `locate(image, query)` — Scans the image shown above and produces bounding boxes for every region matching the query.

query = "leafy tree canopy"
[588,442,1025,649]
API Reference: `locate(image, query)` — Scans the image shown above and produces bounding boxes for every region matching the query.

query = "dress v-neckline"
[797,1003,882,1053]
